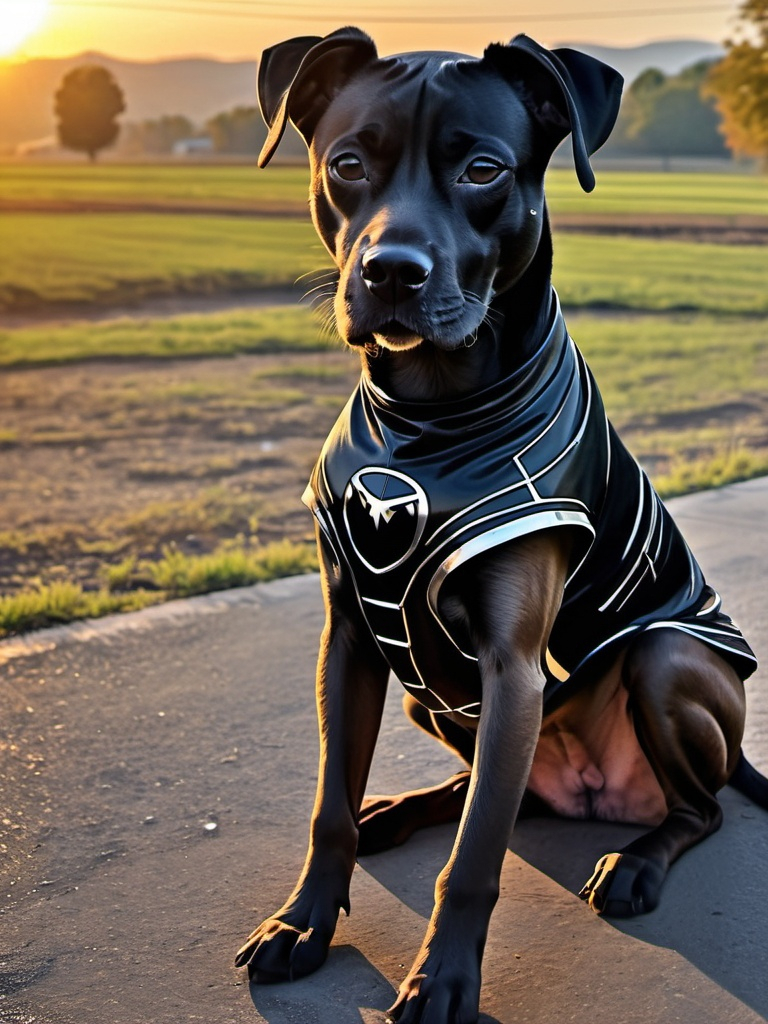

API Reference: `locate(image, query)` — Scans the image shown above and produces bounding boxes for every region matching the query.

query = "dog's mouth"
[349,313,485,353]
[339,284,489,353]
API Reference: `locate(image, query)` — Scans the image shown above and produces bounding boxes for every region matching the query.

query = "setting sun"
[0,0,50,58]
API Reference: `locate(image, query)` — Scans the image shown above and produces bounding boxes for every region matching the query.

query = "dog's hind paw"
[358,773,470,857]
[578,852,665,917]
[357,793,420,855]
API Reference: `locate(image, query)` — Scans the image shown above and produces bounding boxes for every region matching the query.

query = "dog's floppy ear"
[484,35,623,192]
[258,27,378,168]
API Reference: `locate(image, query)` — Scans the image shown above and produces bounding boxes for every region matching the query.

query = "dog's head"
[258,28,622,353]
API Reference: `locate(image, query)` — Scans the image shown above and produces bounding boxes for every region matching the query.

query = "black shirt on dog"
[304,293,757,717]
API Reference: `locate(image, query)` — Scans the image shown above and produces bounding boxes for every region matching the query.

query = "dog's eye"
[330,154,367,182]
[460,158,507,185]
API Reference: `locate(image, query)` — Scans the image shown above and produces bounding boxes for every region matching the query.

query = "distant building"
[172,136,213,156]
[15,135,58,156]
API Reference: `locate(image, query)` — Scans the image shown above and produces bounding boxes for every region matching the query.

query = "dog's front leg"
[236,542,390,983]
[388,535,569,1024]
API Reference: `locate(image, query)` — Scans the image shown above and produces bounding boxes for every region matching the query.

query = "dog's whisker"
[294,267,339,286]
[481,308,502,328]
[303,292,336,310]
[302,285,339,313]
[312,297,340,340]
[302,283,337,302]
[303,278,336,291]
[303,283,338,299]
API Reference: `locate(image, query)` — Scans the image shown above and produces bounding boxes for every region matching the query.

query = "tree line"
[54,0,767,166]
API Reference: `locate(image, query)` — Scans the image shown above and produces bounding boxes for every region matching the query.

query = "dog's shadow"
[355,683,768,1020]
[248,945,395,1024]
[506,786,768,1017]
[355,791,768,1020]
[248,940,501,1024]
[246,668,767,1023]
[247,825,501,1023]
[246,792,767,1023]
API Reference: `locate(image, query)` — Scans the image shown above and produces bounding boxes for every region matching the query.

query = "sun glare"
[0,0,50,58]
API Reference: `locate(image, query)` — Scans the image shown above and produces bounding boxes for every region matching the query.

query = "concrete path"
[1,477,767,1024]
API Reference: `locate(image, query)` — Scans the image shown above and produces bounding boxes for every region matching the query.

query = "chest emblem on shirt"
[343,468,429,574]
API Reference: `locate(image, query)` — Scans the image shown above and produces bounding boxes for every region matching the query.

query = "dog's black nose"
[361,245,432,304]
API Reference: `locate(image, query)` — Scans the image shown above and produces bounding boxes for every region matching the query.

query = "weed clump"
[0,540,317,639]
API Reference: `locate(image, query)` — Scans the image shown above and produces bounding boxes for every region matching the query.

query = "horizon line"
[4,34,725,67]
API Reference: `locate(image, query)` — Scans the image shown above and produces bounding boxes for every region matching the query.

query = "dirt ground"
[0,348,360,594]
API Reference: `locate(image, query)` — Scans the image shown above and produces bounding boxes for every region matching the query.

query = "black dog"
[236,28,765,1023]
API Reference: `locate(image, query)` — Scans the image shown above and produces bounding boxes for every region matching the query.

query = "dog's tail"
[728,749,768,809]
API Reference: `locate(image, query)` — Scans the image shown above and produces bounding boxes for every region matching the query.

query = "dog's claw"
[579,852,664,917]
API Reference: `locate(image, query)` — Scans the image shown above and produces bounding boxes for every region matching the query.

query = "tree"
[611,62,728,158]
[205,106,264,154]
[204,105,307,158]
[136,115,195,155]
[705,0,768,164]
[55,65,126,161]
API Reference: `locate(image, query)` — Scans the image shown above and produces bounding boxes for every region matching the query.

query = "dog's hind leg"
[579,628,746,917]
[357,695,474,855]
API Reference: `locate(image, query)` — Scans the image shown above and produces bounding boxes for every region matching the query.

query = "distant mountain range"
[556,39,723,83]
[0,39,724,151]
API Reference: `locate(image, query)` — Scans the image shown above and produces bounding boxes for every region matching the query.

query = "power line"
[48,0,737,25]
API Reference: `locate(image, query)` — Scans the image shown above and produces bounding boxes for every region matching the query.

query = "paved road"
[1,478,767,1024]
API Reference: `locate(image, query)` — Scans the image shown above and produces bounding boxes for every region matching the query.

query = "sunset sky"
[1,0,745,64]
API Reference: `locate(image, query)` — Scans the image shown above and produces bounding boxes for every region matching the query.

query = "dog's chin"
[365,318,423,351]
[373,330,424,351]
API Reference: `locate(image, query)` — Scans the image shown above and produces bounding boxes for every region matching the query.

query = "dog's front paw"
[235,913,332,983]
[578,852,665,917]
[386,958,480,1024]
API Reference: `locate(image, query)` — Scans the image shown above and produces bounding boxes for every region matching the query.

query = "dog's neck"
[361,228,555,404]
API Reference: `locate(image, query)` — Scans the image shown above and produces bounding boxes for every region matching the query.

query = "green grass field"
[2,164,765,314]
[2,163,767,218]
[0,213,327,309]
[0,163,311,211]
[545,169,768,218]
[0,303,335,364]
[1,213,765,314]
[568,312,768,422]
[554,234,766,313]
[0,305,336,365]
[0,539,318,638]
[2,303,766,500]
